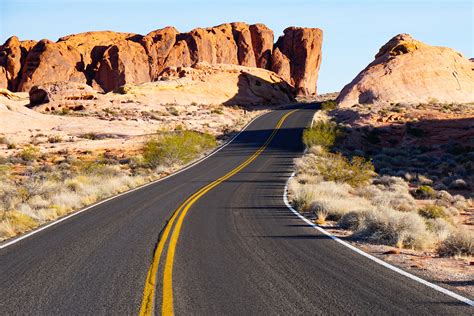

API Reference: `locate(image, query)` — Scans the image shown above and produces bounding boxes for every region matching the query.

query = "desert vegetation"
[0,130,219,240]
[289,101,473,258]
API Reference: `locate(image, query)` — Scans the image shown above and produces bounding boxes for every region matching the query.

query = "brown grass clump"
[437,230,474,257]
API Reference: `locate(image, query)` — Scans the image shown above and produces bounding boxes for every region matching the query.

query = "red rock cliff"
[0,23,323,95]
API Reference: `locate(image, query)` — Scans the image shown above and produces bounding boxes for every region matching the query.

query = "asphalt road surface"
[0,106,471,315]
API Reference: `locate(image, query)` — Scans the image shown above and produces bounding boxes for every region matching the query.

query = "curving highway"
[0,106,471,315]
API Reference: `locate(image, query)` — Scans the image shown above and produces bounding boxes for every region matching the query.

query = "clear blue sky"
[0,0,472,93]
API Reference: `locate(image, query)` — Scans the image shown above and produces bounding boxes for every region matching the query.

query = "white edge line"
[283,172,474,307]
[0,113,265,250]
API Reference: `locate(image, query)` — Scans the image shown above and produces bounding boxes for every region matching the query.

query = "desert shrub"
[452,195,471,211]
[425,218,451,242]
[359,177,416,212]
[436,190,452,202]
[416,174,433,185]
[288,179,314,212]
[81,133,99,140]
[0,181,17,216]
[418,204,449,220]
[449,178,469,190]
[19,145,40,162]
[413,185,436,199]
[211,106,224,115]
[314,152,374,188]
[437,230,474,257]
[351,208,434,249]
[0,137,16,149]
[48,135,63,143]
[303,121,343,148]
[168,107,180,116]
[338,211,368,230]
[314,209,329,225]
[142,130,216,168]
[0,211,36,237]
[294,147,374,188]
[302,181,372,220]
[320,100,337,111]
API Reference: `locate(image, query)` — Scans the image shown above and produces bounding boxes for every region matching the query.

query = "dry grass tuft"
[437,230,474,257]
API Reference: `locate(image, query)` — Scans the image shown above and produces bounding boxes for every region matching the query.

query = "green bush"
[418,205,448,219]
[303,121,343,148]
[321,100,337,111]
[81,133,99,140]
[414,185,436,199]
[315,151,374,188]
[48,135,63,143]
[19,145,40,162]
[142,130,216,168]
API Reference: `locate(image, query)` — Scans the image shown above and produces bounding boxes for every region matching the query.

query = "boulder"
[336,34,474,107]
[272,27,323,96]
[29,82,96,106]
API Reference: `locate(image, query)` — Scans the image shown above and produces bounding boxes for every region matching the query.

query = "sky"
[0,0,472,93]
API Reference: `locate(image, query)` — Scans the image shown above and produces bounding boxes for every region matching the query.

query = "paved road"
[0,106,471,315]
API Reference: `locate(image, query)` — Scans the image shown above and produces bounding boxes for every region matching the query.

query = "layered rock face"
[0,23,323,95]
[337,34,474,107]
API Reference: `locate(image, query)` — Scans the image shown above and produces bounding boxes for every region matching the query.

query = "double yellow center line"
[139,110,297,316]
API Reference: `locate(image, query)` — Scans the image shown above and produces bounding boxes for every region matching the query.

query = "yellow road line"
[139,110,297,316]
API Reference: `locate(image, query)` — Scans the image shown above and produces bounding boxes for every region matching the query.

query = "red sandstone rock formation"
[94,41,150,92]
[249,24,274,69]
[0,36,37,90]
[271,27,323,96]
[336,34,474,107]
[140,27,178,80]
[0,23,323,95]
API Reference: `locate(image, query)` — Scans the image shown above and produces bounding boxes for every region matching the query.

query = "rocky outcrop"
[0,36,37,90]
[271,27,323,95]
[1,23,323,96]
[231,22,256,67]
[249,24,274,69]
[337,34,474,107]
[29,82,96,107]
[140,27,178,80]
[18,40,85,92]
[182,24,238,65]
[119,62,295,106]
[270,48,291,83]
[94,41,150,92]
